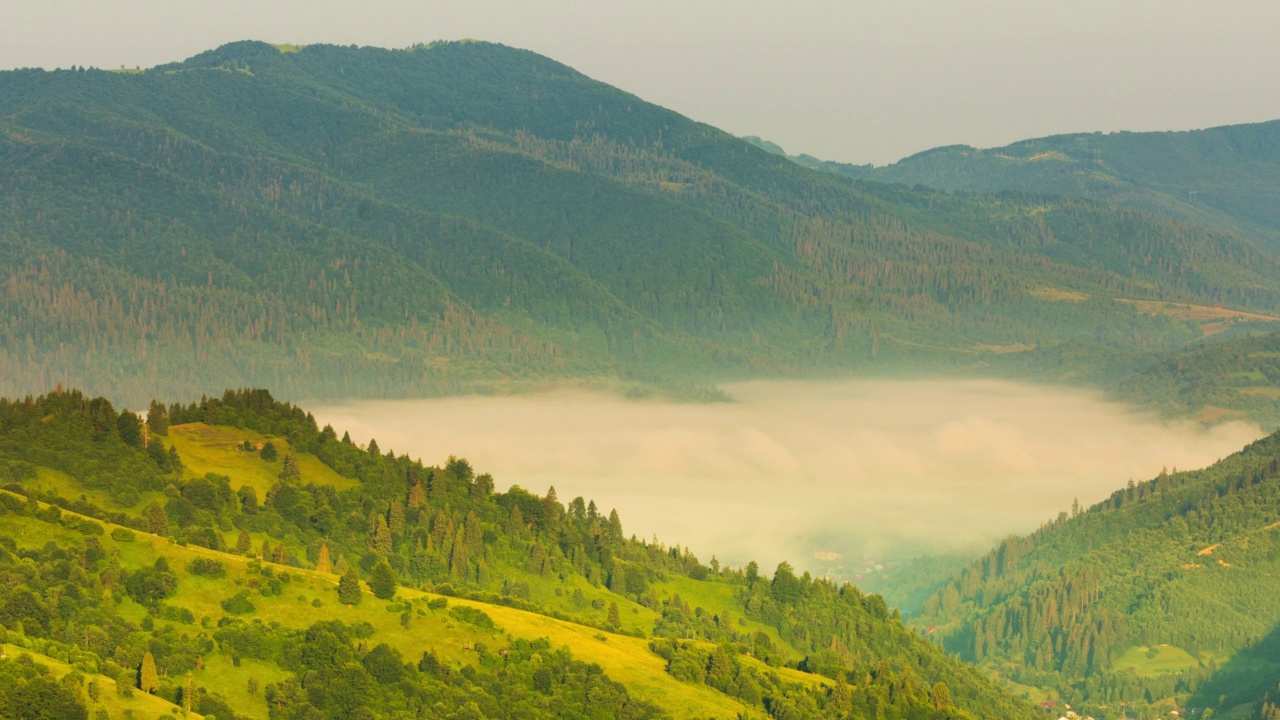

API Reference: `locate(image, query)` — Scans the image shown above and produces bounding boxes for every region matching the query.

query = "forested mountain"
[748,119,1280,251]
[4,41,1280,404]
[912,430,1280,719]
[0,387,1040,719]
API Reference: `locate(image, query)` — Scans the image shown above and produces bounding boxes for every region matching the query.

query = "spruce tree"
[389,500,405,537]
[369,560,397,600]
[279,449,301,481]
[607,601,621,631]
[182,672,195,712]
[374,515,393,555]
[407,482,426,508]
[464,511,482,551]
[139,652,159,694]
[932,682,952,710]
[450,529,469,581]
[607,509,623,544]
[334,554,350,576]
[235,530,252,555]
[506,506,526,540]
[147,504,169,536]
[147,400,169,436]
[339,567,362,605]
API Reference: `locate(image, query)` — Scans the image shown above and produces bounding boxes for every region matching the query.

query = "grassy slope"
[0,641,199,720]
[3,493,750,720]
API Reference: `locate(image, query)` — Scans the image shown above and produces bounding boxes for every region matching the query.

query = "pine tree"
[607,601,621,631]
[147,504,169,536]
[367,438,380,456]
[369,560,397,600]
[147,400,169,436]
[316,542,333,574]
[247,676,259,696]
[334,554,350,576]
[139,652,159,694]
[280,449,301,481]
[450,528,469,581]
[407,482,426,508]
[260,537,272,559]
[273,542,288,565]
[931,681,952,710]
[831,678,852,714]
[389,500,406,537]
[235,530,252,555]
[339,567,362,605]
[607,509,623,544]
[374,515,393,555]
[464,510,482,551]
[428,470,447,500]
[182,672,195,712]
[544,486,561,522]
[506,506,526,540]
[707,648,733,692]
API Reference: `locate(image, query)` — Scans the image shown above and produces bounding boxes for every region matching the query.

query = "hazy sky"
[312,380,1261,573]
[6,1,1278,164]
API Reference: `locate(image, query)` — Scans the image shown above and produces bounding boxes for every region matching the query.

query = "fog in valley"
[312,379,1260,578]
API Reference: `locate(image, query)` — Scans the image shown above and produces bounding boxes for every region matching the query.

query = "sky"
[4,1,1279,164]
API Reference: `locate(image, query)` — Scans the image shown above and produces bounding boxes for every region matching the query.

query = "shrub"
[187,557,226,578]
[221,592,256,615]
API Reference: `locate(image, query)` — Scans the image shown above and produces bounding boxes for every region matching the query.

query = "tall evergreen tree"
[146,400,169,436]
[280,448,301,481]
[389,500,406,537]
[407,481,426,508]
[338,567,362,605]
[139,652,159,694]
[369,560,397,600]
[607,601,621,631]
[374,515,393,555]
[146,504,169,536]
[235,529,252,554]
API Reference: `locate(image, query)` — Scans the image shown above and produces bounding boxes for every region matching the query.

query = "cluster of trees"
[238,620,661,720]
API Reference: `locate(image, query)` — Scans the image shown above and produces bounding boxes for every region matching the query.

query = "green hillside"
[4,42,1280,405]
[910,429,1280,719]
[748,120,1280,251]
[0,387,1041,719]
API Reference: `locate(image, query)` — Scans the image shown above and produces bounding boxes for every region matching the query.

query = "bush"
[221,591,256,615]
[110,527,136,542]
[187,557,226,578]
[448,605,496,630]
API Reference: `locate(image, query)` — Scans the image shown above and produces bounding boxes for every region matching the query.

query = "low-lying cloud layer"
[312,380,1261,573]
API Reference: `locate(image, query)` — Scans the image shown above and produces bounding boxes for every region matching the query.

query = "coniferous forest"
[3,41,1280,409]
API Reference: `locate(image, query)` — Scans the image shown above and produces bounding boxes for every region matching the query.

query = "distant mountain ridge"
[4,40,1280,404]
[746,119,1280,251]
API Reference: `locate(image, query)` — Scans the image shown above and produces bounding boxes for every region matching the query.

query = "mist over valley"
[312,379,1260,576]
